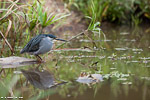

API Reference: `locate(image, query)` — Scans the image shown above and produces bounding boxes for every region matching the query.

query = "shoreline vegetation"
[64,0,150,26]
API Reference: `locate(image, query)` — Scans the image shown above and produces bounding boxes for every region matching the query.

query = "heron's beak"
[55,38,67,42]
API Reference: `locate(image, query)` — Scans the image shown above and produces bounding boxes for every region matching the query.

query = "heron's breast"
[41,37,53,48]
[35,37,53,55]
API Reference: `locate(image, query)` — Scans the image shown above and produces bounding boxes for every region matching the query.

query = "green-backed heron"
[20,34,67,62]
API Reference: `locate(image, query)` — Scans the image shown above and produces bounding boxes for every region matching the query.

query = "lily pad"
[0,56,37,68]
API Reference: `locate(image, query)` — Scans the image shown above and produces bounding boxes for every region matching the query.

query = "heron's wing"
[28,35,44,51]
[21,34,45,53]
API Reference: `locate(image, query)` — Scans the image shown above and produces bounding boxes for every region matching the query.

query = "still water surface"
[0,26,150,100]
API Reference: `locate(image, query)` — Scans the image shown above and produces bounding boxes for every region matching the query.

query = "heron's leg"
[35,55,43,63]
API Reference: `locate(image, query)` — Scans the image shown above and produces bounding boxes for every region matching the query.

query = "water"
[0,26,150,100]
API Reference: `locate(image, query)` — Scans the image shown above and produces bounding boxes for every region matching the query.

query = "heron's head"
[46,34,67,42]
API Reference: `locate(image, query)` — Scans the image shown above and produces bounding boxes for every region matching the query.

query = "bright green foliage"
[24,1,68,30]
[36,2,56,28]
[64,0,150,25]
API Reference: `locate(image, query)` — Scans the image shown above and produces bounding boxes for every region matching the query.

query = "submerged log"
[0,56,37,68]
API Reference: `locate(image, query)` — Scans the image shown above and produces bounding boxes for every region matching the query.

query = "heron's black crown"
[45,34,57,39]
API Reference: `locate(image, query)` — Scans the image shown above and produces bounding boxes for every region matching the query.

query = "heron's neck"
[47,37,54,41]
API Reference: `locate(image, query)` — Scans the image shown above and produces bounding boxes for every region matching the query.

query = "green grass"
[64,0,150,25]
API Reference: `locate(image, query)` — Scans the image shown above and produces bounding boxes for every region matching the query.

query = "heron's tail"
[20,49,25,54]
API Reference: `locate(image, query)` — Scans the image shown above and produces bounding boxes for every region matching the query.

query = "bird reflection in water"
[21,68,66,89]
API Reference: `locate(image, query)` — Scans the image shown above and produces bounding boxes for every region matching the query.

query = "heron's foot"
[35,55,45,63]
[37,59,45,63]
